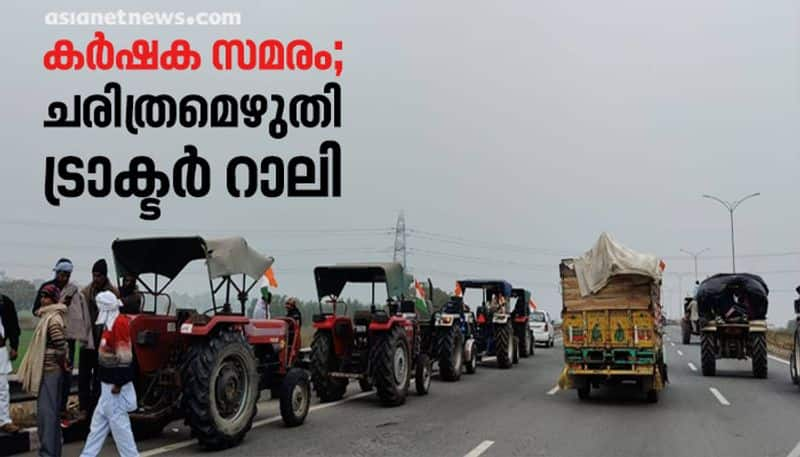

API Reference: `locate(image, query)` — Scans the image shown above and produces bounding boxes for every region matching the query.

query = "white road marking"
[547,385,560,395]
[786,439,800,457]
[709,387,730,406]
[464,440,495,457]
[688,362,697,372]
[670,342,675,347]
[769,355,790,366]
[676,350,683,356]
[141,391,375,457]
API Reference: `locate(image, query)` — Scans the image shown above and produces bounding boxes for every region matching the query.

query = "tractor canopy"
[112,236,274,281]
[314,262,411,301]
[457,280,513,298]
[696,273,768,320]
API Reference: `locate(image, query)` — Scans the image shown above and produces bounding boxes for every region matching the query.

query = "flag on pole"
[659,259,666,272]
[454,281,462,297]
[529,298,537,311]
[264,266,278,288]
[414,280,426,299]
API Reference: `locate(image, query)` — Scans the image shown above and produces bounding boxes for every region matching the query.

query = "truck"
[696,273,769,378]
[558,233,667,403]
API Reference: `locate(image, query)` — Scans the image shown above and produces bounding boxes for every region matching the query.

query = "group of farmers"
[0,258,143,457]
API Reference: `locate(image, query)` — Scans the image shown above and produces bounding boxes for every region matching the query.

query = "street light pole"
[702,192,760,273]
[680,248,710,282]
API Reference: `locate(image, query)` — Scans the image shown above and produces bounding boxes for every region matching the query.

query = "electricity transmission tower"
[393,211,407,269]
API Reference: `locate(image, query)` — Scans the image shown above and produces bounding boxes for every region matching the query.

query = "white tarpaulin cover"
[573,233,663,297]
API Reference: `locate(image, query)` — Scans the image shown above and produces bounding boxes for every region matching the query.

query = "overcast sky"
[1,1,798,323]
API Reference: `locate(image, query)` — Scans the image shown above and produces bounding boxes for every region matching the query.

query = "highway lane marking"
[670,342,675,347]
[140,390,375,457]
[464,440,495,457]
[786,439,800,457]
[688,362,697,372]
[769,355,790,366]
[547,385,560,395]
[709,387,730,406]
[676,349,683,356]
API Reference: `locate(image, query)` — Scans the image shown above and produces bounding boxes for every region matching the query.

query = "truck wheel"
[436,326,463,381]
[791,330,800,385]
[184,329,259,449]
[519,327,531,358]
[415,354,432,395]
[495,323,513,369]
[370,326,410,406]
[464,343,478,374]
[751,333,768,379]
[512,336,520,364]
[701,333,716,377]
[681,321,691,345]
[279,368,310,427]
[310,331,347,402]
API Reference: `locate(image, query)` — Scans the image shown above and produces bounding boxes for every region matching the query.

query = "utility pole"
[393,211,407,269]
[680,248,710,282]
[702,193,760,273]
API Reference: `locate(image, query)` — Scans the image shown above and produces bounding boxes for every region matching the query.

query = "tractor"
[310,263,433,406]
[112,236,310,449]
[431,293,479,381]
[511,288,535,358]
[458,280,518,369]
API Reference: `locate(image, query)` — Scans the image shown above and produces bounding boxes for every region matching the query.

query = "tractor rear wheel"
[495,323,513,369]
[370,326,410,406]
[279,368,310,427]
[519,327,531,358]
[415,354,431,395]
[310,331,347,402]
[436,326,463,381]
[701,333,716,377]
[751,333,768,379]
[184,329,259,450]
[791,329,800,385]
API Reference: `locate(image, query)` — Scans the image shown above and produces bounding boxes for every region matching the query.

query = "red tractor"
[112,236,310,449]
[310,263,433,406]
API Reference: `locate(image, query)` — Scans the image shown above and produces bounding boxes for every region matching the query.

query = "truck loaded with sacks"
[558,233,668,403]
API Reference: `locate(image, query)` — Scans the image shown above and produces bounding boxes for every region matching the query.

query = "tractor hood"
[314,262,411,300]
[113,236,274,280]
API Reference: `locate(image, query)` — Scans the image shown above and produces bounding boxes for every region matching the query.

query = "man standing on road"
[79,291,139,457]
[79,259,118,416]
[0,293,21,433]
[33,259,73,314]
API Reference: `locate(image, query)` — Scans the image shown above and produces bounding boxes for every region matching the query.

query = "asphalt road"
[25,328,800,457]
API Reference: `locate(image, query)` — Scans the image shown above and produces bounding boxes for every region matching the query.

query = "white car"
[529,310,555,347]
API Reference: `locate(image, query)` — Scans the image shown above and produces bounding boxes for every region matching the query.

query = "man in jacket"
[79,259,118,416]
[0,293,20,433]
[118,275,143,315]
[32,258,73,314]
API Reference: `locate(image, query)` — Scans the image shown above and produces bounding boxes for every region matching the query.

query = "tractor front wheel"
[279,368,310,427]
[310,331,347,402]
[436,326,463,381]
[184,329,260,450]
[751,333,768,379]
[518,327,531,358]
[370,326,410,406]
[495,323,513,369]
[415,354,432,395]
[464,341,478,374]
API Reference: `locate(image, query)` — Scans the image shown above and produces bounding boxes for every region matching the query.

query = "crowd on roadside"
[0,258,144,457]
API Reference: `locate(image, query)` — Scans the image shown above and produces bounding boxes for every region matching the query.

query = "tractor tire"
[464,342,478,374]
[370,326,410,406]
[751,333,768,379]
[701,333,716,377]
[529,332,536,356]
[310,331,347,402]
[184,329,260,450]
[512,336,520,364]
[681,321,691,345]
[415,354,432,395]
[791,330,800,385]
[519,328,531,358]
[279,368,310,427]
[495,323,513,369]
[436,326,463,382]
[358,377,374,392]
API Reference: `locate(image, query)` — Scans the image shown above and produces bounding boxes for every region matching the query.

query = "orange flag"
[264,266,278,288]
[414,280,426,299]
[529,298,537,310]
[454,281,462,297]
[659,259,666,272]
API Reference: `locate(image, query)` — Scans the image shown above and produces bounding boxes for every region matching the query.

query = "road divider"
[709,387,730,406]
[688,362,697,372]
[464,440,495,457]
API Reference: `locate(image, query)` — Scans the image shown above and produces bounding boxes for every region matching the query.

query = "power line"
[407,229,570,256]
[408,248,553,271]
